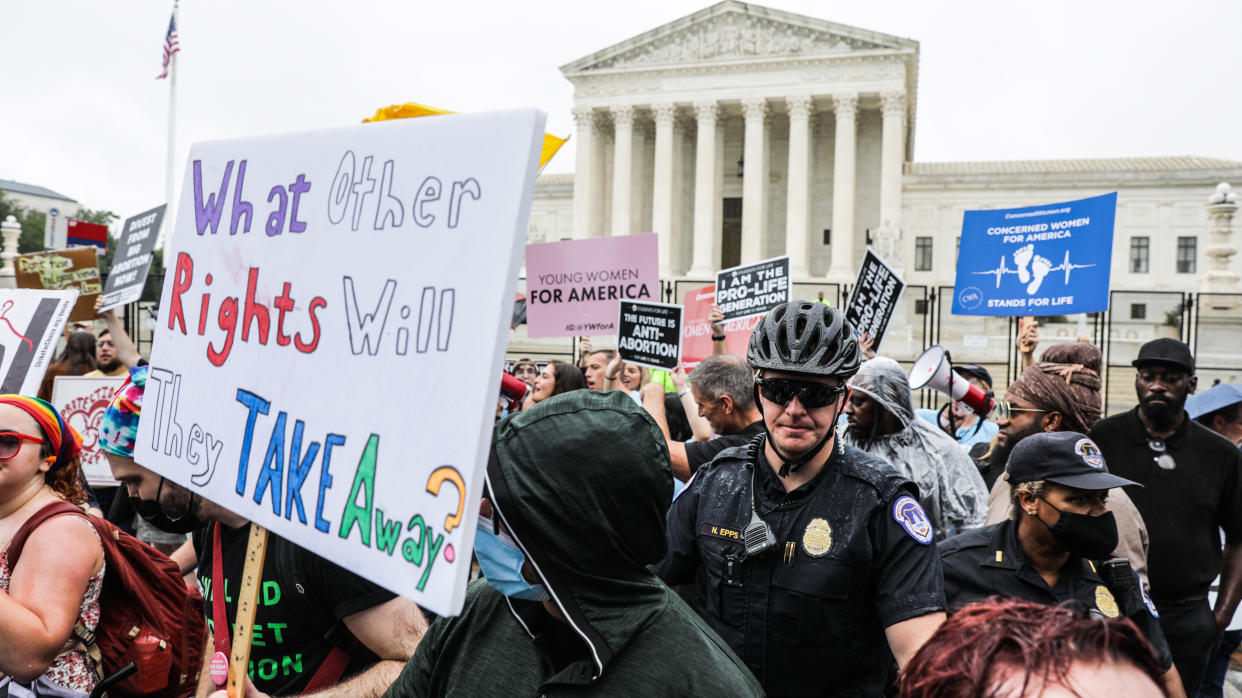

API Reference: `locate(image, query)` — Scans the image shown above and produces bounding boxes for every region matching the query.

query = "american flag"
[156,11,180,80]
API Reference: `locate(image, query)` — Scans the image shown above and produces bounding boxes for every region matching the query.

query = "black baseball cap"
[956,364,993,389]
[1132,338,1195,374]
[1006,431,1140,491]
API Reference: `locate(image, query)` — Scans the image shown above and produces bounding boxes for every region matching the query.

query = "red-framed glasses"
[0,432,46,460]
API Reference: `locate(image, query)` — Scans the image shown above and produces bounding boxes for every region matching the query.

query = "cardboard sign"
[524,234,659,338]
[52,375,126,487]
[15,249,101,322]
[843,248,906,349]
[133,109,545,616]
[0,289,77,395]
[681,284,759,370]
[101,205,166,311]
[617,300,683,371]
[952,193,1117,316]
[715,255,790,321]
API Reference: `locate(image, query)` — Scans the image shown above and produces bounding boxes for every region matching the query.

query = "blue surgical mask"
[474,516,550,602]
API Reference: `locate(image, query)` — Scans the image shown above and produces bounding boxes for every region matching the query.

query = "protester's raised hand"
[94,293,115,318]
[670,362,688,391]
[578,336,593,358]
[640,381,664,402]
[605,353,624,385]
[1018,317,1040,355]
[859,332,877,360]
[709,305,725,334]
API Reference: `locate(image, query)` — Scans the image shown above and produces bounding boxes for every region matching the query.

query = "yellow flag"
[364,102,567,172]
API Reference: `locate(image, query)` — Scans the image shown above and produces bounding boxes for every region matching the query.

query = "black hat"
[1006,431,1140,491]
[956,364,993,389]
[1132,338,1195,374]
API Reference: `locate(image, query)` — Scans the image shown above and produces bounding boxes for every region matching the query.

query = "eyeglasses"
[1147,439,1176,471]
[0,432,46,460]
[995,402,1048,422]
[756,377,846,409]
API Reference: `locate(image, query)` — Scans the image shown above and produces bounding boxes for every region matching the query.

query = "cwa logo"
[958,286,983,310]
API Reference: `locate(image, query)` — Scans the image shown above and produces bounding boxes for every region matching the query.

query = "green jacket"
[383,391,762,697]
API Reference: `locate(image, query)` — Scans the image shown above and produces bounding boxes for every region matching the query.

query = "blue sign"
[952,193,1117,316]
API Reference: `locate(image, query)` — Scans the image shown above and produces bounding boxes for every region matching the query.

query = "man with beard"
[85,304,141,377]
[842,357,987,540]
[1091,338,1242,696]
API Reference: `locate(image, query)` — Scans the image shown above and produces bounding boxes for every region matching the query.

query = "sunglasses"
[756,377,846,409]
[0,431,46,460]
[1147,439,1176,471]
[995,402,1048,422]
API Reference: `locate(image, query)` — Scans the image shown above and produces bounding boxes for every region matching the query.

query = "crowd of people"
[1,296,1240,698]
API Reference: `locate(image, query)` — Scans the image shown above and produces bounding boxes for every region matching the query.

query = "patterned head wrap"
[0,394,82,471]
[1005,361,1103,435]
[100,365,147,458]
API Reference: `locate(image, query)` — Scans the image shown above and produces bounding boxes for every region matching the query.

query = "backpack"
[10,501,206,698]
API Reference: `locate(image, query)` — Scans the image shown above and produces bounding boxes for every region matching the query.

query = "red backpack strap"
[7,500,90,564]
[301,646,351,694]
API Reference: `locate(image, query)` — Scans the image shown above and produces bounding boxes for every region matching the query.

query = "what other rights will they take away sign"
[134,110,545,616]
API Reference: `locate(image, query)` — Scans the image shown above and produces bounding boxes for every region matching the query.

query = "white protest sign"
[52,375,126,487]
[134,110,545,616]
[0,289,77,395]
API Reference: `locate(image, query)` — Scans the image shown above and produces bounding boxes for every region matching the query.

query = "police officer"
[939,430,1186,697]
[654,302,947,697]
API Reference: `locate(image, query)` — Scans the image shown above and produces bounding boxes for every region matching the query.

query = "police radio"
[743,458,777,558]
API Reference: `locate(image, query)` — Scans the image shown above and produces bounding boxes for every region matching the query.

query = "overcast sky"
[3,0,1240,222]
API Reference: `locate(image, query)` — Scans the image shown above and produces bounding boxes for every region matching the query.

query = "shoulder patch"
[1140,582,1159,618]
[893,495,934,545]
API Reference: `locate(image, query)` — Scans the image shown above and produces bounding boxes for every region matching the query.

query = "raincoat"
[383,391,762,697]
[841,357,988,539]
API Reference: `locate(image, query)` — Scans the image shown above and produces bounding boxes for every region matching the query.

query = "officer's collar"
[753,433,842,503]
[981,519,1103,581]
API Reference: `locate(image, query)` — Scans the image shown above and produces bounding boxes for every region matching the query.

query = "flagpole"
[160,0,179,252]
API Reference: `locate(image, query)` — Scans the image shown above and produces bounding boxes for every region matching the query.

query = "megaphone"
[499,371,530,411]
[908,345,995,417]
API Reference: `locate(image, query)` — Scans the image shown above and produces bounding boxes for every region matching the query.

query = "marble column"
[571,107,600,238]
[828,93,858,279]
[689,101,719,276]
[876,91,907,263]
[1204,183,1240,306]
[785,96,813,278]
[610,106,635,237]
[741,97,768,264]
[652,104,677,277]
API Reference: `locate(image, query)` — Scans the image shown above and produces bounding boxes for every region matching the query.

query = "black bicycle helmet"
[747,301,862,378]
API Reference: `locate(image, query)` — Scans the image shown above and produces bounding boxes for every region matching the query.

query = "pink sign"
[681,284,760,370]
[524,233,659,338]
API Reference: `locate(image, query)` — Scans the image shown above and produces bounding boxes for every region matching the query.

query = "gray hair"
[689,354,756,410]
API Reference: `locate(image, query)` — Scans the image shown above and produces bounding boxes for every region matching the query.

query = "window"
[1177,237,1197,274]
[1130,303,1147,320]
[915,237,933,271]
[914,299,928,315]
[1130,237,1149,273]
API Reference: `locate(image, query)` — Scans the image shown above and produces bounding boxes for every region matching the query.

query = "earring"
[1027,510,1036,516]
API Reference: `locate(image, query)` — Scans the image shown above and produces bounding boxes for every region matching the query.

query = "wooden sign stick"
[227,524,270,698]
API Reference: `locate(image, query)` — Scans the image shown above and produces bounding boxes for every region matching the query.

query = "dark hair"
[39,434,88,506]
[547,361,585,397]
[1197,401,1242,429]
[55,331,98,375]
[664,394,693,442]
[96,329,112,340]
[589,349,616,361]
[689,354,755,410]
[899,597,1167,698]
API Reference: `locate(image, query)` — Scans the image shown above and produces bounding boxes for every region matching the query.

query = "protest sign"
[52,375,126,487]
[132,109,545,616]
[952,193,1117,316]
[101,205,166,311]
[617,300,683,371]
[681,284,759,370]
[67,219,109,250]
[843,248,906,349]
[0,289,77,395]
[715,255,790,321]
[15,248,101,322]
[524,233,658,338]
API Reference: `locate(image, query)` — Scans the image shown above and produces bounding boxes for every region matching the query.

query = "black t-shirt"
[1091,408,1242,601]
[193,523,395,696]
[684,420,765,473]
[940,520,1173,671]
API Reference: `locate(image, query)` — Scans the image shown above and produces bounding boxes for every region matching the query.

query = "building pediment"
[561,1,916,75]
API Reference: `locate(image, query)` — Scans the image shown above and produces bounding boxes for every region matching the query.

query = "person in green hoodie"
[382,390,763,697]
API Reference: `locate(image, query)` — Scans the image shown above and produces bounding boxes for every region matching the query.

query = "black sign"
[616,300,683,371]
[100,204,165,311]
[843,248,906,349]
[715,256,791,321]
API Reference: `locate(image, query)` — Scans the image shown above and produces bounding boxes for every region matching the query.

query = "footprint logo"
[1027,255,1052,295]
[1013,244,1034,284]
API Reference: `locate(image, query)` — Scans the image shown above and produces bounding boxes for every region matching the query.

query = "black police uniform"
[940,519,1173,671]
[654,435,946,697]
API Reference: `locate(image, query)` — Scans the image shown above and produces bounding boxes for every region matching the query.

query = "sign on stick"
[0,289,77,395]
[952,193,1117,316]
[15,249,101,322]
[617,300,683,371]
[52,375,127,487]
[715,255,791,321]
[524,234,658,338]
[133,110,545,616]
[100,205,166,311]
[843,248,906,349]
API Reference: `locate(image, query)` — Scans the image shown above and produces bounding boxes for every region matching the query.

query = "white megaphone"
[908,345,996,417]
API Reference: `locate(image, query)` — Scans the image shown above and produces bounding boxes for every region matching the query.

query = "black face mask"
[1039,497,1118,559]
[131,478,205,534]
